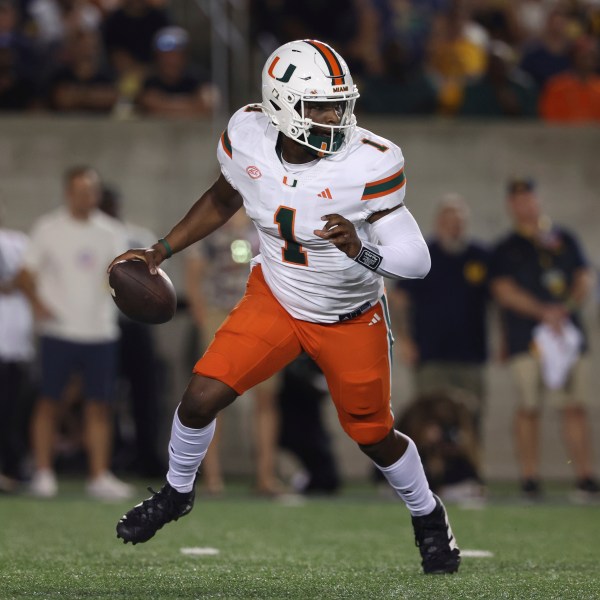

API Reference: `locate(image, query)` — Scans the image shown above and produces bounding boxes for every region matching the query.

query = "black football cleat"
[412,494,461,574]
[116,482,195,545]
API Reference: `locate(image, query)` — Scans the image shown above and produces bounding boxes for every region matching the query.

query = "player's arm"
[0,276,17,294]
[314,204,431,280]
[138,87,216,117]
[108,174,243,273]
[490,276,567,330]
[53,83,119,112]
[14,268,53,320]
[389,286,420,366]
[183,250,208,329]
[566,266,593,312]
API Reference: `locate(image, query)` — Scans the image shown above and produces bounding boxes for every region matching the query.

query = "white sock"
[166,408,216,493]
[375,432,436,517]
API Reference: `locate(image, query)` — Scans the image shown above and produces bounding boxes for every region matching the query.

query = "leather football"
[109,259,176,324]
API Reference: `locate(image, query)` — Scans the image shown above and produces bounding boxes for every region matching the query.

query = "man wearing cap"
[137,26,218,117]
[490,178,598,501]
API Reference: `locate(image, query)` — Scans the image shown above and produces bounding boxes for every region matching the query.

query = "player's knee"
[343,420,391,446]
[179,374,237,427]
[358,428,409,465]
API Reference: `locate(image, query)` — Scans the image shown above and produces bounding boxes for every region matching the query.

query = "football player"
[110,39,460,574]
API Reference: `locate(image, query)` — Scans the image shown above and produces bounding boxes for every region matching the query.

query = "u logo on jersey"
[283,176,298,188]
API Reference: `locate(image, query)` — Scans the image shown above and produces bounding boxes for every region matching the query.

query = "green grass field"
[1,482,599,600]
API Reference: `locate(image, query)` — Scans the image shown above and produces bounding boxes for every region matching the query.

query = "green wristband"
[158,238,173,259]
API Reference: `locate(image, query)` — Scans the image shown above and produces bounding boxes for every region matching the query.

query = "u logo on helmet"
[267,57,297,83]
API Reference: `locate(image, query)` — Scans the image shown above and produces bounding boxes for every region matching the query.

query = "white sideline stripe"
[461,549,494,558]
[276,494,306,507]
[180,547,220,556]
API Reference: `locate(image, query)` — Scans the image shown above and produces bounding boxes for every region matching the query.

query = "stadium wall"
[2,116,599,481]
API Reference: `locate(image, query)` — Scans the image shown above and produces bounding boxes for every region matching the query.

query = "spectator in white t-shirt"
[16,165,132,500]
[0,201,34,492]
[99,184,168,477]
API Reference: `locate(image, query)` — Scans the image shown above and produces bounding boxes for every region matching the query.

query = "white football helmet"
[261,39,360,156]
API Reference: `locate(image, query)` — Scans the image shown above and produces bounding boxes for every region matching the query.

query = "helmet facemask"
[295,96,358,157]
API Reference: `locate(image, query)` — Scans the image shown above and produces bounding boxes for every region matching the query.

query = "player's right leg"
[29,396,59,497]
[30,337,77,498]
[253,375,284,496]
[510,353,542,498]
[116,266,301,544]
[116,375,236,544]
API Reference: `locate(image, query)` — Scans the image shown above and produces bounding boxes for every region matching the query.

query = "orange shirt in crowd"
[539,73,600,122]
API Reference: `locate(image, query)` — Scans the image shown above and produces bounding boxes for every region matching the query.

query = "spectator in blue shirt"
[393,194,490,436]
[519,8,572,90]
[137,26,218,117]
[460,40,538,118]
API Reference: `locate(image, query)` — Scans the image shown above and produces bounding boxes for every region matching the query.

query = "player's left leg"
[200,421,225,495]
[82,340,133,501]
[359,430,460,574]
[253,375,284,495]
[30,336,78,497]
[555,356,599,502]
[308,301,460,574]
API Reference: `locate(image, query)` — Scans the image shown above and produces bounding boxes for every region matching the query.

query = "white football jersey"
[217,105,407,323]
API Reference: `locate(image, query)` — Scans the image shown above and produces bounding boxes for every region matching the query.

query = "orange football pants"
[193,265,394,445]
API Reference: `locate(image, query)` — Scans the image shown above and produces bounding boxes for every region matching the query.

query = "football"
[109,259,177,324]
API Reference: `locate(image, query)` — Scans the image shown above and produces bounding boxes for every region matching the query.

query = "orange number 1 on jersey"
[274,206,308,266]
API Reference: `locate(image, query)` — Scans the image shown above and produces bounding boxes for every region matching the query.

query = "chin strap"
[306,131,345,156]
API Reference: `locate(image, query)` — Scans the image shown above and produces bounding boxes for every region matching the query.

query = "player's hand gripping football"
[314,214,362,259]
[107,246,165,275]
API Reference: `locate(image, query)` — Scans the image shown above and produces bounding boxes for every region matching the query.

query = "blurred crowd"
[2,167,598,504]
[1,0,600,120]
[0,0,218,116]
[0,168,342,500]
[1,0,599,504]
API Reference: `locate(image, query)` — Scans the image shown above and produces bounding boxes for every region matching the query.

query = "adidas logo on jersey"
[318,188,333,199]
[368,313,382,326]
